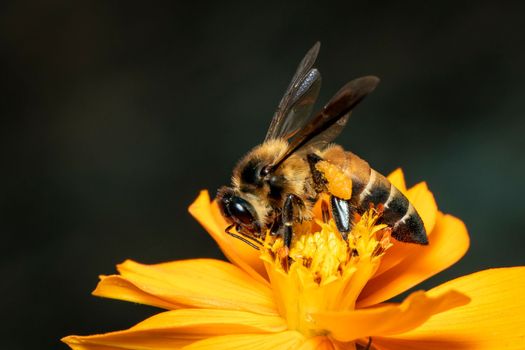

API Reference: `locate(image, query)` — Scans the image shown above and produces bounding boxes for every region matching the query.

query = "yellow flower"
[63,169,525,350]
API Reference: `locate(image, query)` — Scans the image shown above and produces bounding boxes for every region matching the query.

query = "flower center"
[260,207,392,337]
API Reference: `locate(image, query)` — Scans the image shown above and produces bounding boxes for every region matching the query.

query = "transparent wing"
[302,113,350,151]
[269,76,380,170]
[265,42,322,141]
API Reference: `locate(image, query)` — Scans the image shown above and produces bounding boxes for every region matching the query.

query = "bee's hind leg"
[307,152,356,240]
[306,153,326,193]
[330,195,355,240]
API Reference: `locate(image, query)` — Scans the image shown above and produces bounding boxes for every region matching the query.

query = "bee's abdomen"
[347,155,427,245]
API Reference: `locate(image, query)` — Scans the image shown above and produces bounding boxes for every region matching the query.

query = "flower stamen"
[261,205,392,336]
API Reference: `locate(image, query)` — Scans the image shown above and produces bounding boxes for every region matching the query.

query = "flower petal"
[189,190,268,284]
[130,309,286,332]
[181,331,305,350]
[62,308,287,350]
[357,213,469,307]
[296,336,359,350]
[296,336,335,350]
[94,259,278,315]
[313,289,469,342]
[373,267,525,350]
[92,275,183,310]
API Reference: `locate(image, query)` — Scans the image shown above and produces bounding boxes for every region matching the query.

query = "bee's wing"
[265,42,322,141]
[270,76,380,170]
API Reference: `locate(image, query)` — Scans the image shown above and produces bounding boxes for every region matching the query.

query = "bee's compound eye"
[227,196,256,226]
[217,188,260,233]
[217,188,231,217]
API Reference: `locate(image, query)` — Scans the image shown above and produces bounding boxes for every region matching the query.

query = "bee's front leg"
[269,215,292,248]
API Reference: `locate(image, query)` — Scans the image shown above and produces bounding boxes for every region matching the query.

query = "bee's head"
[217,187,262,237]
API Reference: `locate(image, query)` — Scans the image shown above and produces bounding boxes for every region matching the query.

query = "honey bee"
[217,42,428,249]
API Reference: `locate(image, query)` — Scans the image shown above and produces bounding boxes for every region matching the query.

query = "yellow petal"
[94,259,278,315]
[357,213,469,307]
[92,275,183,309]
[373,267,525,350]
[296,336,335,350]
[63,308,287,350]
[130,309,286,332]
[313,289,469,342]
[296,336,359,350]
[62,344,120,350]
[181,331,305,350]
[189,190,268,284]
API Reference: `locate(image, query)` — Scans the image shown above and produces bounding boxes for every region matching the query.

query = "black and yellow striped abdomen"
[320,148,428,245]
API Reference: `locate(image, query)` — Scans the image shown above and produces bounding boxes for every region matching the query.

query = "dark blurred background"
[1,1,524,349]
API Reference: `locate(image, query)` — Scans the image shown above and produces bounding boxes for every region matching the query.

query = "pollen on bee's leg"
[315,160,353,200]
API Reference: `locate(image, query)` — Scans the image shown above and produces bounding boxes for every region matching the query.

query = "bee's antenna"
[225,225,261,250]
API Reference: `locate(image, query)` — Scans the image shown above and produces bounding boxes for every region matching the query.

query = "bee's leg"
[307,153,326,192]
[282,194,295,248]
[270,219,292,249]
[283,226,293,248]
[268,215,291,248]
[330,195,354,240]
[281,194,305,248]
[269,216,283,236]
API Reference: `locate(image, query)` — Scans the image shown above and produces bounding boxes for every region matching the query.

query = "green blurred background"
[1,1,524,349]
